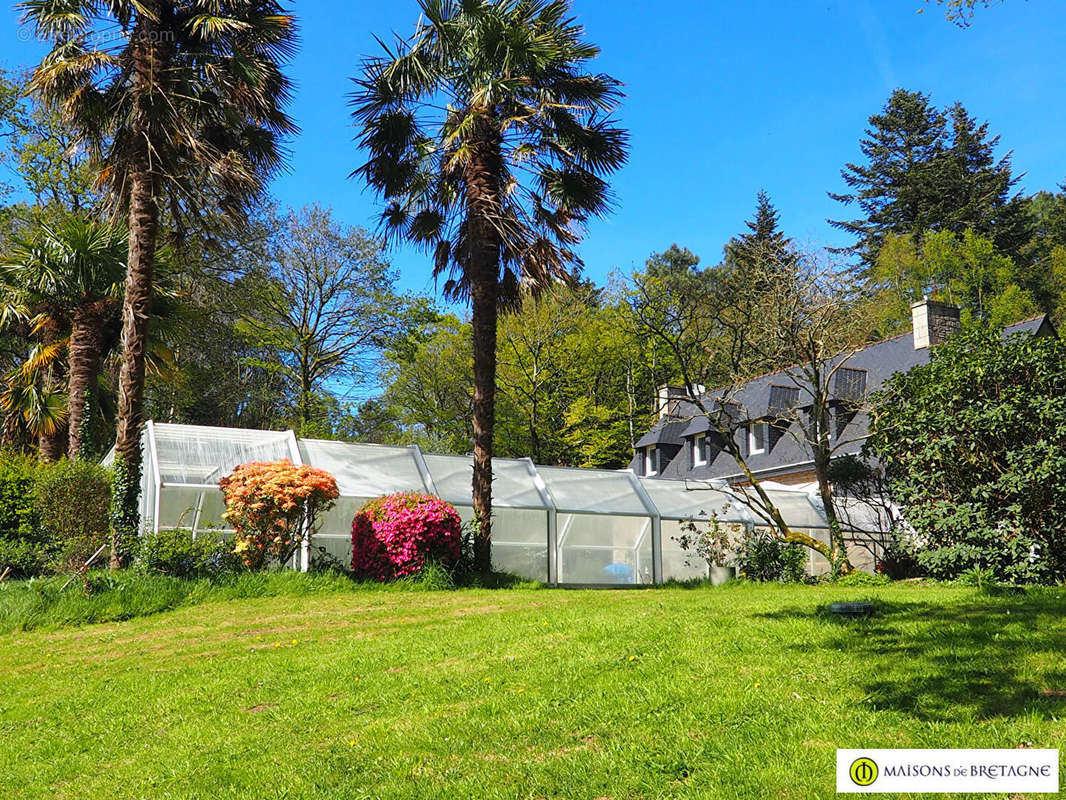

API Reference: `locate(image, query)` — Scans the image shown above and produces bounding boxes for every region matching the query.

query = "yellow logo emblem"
[850,757,878,786]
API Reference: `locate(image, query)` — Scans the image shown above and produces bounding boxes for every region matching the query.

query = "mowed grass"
[1,582,1064,799]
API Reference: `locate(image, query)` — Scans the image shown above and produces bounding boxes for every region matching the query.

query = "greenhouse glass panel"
[639,478,742,521]
[536,466,649,516]
[557,512,652,585]
[156,486,229,532]
[487,507,549,581]
[427,458,549,582]
[421,454,548,510]
[740,487,829,530]
[660,519,707,582]
[297,440,429,498]
[152,423,294,485]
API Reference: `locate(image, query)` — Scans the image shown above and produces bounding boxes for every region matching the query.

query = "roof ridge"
[693,313,1049,400]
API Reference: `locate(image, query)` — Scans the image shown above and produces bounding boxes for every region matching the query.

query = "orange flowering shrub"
[219,460,339,570]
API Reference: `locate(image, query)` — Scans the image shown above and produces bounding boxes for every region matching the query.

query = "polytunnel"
[110,422,883,584]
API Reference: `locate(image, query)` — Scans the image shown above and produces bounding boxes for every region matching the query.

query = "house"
[630,299,1056,487]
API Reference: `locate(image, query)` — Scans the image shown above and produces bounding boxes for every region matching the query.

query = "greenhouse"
[110,422,888,585]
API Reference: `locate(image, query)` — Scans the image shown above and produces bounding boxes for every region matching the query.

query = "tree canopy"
[867,327,1066,584]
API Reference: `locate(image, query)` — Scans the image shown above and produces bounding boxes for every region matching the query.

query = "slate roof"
[631,315,1055,482]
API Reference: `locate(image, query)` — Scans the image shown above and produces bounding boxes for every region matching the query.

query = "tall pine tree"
[720,192,797,292]
[724,190,796,278]
[829,89,1028,267]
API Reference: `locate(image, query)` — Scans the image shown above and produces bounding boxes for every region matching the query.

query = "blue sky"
[3,0,1065,297]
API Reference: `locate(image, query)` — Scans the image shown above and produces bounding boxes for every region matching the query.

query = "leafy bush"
[674,513,742,568]
[219,460,339,569]
[0,538,50,578]
[351,493,462,581]
[867,328,1066,584]
[0,454,45,578]
[34,459,111,573]
[875,535,926,580]
[736,530,807,583]
[134,530,243,579]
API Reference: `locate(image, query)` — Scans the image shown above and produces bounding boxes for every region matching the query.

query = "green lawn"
[1,581,1064,799]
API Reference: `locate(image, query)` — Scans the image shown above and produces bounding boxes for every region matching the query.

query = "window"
[768,385,800,415]
[692,433,708,466]
[748,422,767,455]
[644,445,658,476]
[834,367,868,403]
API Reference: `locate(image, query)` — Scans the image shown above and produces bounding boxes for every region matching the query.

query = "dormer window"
[692,433,708,466]
[834,367,868,404]
[768,385,800,416]
[644,445,658,476]
[748,422,768,455]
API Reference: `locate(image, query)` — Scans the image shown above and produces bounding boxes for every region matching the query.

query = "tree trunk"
[112,17,166,568]
[37,319,67,462]
[464,113,504,578]
[471,272,499,576]
[38,426,65,462]
[811,414,851,575]
[67,303,106,459]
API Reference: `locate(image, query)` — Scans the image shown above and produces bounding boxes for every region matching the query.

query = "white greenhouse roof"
[298,439,428,498]
[153,423,296,485]
[420,453,548,510]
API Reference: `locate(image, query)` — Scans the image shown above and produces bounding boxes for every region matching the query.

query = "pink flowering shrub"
[351,493,462,580]
[220,460,339,570]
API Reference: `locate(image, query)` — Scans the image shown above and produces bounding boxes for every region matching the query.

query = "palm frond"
[350,0,626,294]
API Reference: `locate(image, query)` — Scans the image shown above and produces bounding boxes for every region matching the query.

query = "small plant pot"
[709,565,736,586]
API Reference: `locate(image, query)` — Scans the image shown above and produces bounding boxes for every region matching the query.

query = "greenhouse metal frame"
[110,422,886,585]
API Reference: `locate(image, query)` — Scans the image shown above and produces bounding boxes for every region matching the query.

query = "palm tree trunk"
[110,14,168,571]
[471,272,499,576]
[465,113,504,577]
[67,303,106,459]
[38,426,65,462]
[111,15,167,568]
[112,165,159,567]
[38,319,67,462]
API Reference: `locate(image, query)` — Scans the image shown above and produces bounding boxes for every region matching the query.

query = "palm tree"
[0,217,127,459]
[351,0,627,574]
[20,1,297,561]
[0,343,67,455]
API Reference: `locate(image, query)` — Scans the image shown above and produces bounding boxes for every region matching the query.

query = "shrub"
[219,460,339,570]
[0,538,50,578]
[351,493,462,581]
[736,530,807,583]
[0,454,45,578]
[867,328,1066,583]
[674,513,742,568]
[34,459,111,574]
[134,530,243,579]
[875,535,926,580]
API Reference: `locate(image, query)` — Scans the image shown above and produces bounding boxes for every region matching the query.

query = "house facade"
[631,300,1055,486]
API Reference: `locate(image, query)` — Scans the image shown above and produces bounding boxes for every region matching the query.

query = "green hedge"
[0,454,45,578]
[0,455,111,578]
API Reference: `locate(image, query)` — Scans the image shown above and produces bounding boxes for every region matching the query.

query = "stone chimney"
[655,385,690,419]
[911,298,961,350]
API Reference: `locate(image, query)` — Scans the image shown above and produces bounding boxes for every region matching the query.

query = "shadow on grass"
[758,591,1066,722]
